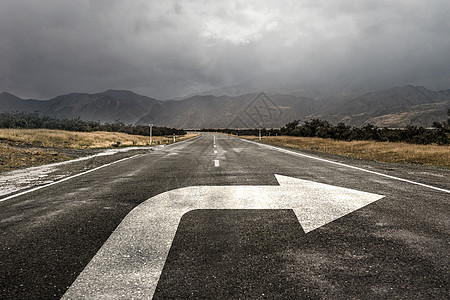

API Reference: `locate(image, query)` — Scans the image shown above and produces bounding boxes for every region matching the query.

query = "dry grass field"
[0,144,71,171]
[0,129,195,148]
[241,135,450,168]
[0,129,197,171]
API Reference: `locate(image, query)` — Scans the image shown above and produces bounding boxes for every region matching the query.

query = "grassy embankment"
[0,129,196,171]
[241,135,450,168]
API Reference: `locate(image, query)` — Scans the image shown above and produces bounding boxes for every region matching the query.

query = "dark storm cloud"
[0,0,449,100]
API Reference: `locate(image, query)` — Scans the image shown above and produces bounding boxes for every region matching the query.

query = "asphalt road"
[1,133,449,299]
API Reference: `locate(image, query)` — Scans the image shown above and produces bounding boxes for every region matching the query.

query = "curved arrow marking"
[63,175,384,299]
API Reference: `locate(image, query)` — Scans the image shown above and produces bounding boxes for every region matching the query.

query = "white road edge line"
[242,138,450,194]
[0,154,142,203]
[214,159,220,167]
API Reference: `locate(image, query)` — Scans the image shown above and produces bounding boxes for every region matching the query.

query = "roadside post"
[149,124,153,145]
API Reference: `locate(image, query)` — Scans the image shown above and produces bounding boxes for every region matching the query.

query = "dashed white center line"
[214,150,218,154]
[214,160,220,167]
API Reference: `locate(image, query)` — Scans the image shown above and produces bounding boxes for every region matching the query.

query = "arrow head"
[274,174,385,233]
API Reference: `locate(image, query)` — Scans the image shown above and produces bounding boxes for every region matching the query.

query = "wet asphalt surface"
[1,133,449,299]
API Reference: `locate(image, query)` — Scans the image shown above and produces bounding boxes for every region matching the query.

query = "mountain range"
[1,85,449,129]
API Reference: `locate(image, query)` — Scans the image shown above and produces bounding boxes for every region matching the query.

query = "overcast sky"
[1,0,449,100]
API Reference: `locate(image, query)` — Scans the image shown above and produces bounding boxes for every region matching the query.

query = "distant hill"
[0,90,161,124]
[0,92,42,112]
[311,85,450,127]
[1,86,449,128]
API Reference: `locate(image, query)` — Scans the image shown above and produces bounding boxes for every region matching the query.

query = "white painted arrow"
[63,175,384,299]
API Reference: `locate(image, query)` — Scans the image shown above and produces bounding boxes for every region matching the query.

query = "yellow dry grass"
[241,135,450,168]
[0,129,197,149]
[0,129,198,171]
[0,144,71,171]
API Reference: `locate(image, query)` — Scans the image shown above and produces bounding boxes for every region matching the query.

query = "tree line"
[200,109,450,145]
[4,110,448,145]
[276,118,449,145]
[0,112,186,136]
